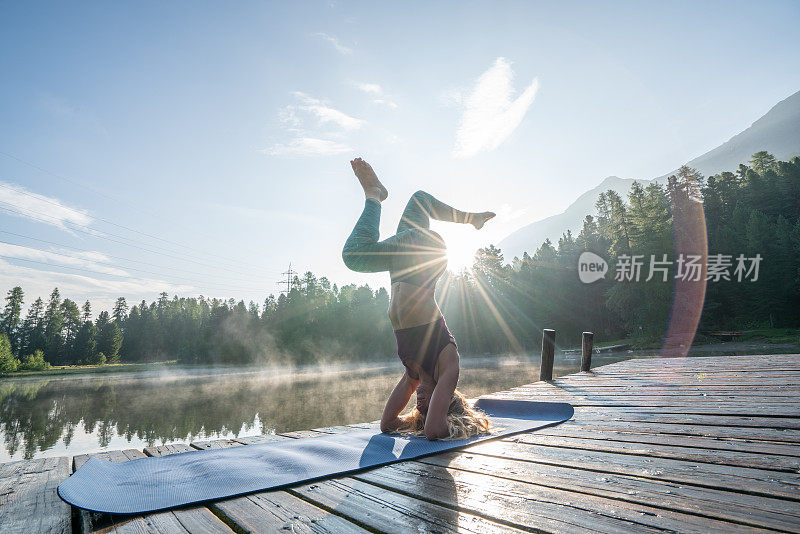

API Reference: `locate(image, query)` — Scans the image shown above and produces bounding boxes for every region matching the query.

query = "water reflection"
[0,354,627,461]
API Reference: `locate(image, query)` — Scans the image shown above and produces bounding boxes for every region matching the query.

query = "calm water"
[0,353,632,462]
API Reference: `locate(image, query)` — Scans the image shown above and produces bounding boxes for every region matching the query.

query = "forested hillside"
[1,152,798,369]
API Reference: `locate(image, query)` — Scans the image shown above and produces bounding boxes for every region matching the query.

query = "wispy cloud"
[314,32,352,55]
[0,243,129,277]
[0,181,92,231]
[266,92,363,157]
[291,92,364,130]
[354,82,398,108]
[356,83,382,95]
[453,57,539,158]
[263,137,352,157]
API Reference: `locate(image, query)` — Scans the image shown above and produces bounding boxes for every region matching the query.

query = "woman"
[342,157,496,440]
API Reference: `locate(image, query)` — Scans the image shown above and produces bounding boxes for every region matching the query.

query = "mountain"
[499,90,800,259]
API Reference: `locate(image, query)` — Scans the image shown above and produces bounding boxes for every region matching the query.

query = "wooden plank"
[144,443,193,457]
[216,424,522,533]
[501,433,800,471]
[536,422,800,454]
[234,434,288,445]
[290,477,529,534]
[195,435,367,534]
[421,452,799,532]
[509,384,800,396]
[191,439,243,450]
[571,410,800,430]
[212,490,371,534]
[350,461,748,533]
[279,430,328,439]
[72,448,232,534]
[465,439,800,500]
[73,448,145,471]
[0,457,71,534]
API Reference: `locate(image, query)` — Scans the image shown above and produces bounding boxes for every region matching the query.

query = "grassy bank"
[1,361,177,378]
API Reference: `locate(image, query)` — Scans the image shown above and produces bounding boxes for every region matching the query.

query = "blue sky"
[1,1,799,311]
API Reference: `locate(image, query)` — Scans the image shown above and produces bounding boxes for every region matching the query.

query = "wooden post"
[581,331,594,372]
[539,329,555,381]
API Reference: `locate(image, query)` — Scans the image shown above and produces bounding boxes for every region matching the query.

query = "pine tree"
[0,286,24,356]
[43,288,64,364]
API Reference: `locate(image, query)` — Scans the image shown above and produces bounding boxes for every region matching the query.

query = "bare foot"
[471,211,496,230]
[350,157,388,202]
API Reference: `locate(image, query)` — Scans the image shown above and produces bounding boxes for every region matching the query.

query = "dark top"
[394,316,457,379]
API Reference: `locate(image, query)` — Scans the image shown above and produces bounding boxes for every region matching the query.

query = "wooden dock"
[2,353,799,533]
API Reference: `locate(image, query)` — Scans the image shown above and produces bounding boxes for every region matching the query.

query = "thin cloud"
[0,243,130,277]
[263,137,352,156]
[315,33,352,55]
[291,92,364,130]
[0,181,92,231]
[453,57,539,158]
[356,83,382,95]
[265,92,363,157]
[354,82,398,108]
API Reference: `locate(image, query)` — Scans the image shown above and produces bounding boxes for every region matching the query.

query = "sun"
[445,233,479,272]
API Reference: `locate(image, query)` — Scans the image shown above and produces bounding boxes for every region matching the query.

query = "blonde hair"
[396,390,493,440]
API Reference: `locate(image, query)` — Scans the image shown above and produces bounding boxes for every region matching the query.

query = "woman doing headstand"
[342,158,496,440]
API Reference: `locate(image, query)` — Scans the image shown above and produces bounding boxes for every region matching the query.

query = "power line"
[0,239,270,291]
[0,182,265,275]
[0,202,273,281]
[0,254,269,294]
[0,151,253,269]
[0,229,261,282]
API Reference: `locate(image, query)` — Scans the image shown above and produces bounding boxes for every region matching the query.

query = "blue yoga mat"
[59,398,573,514]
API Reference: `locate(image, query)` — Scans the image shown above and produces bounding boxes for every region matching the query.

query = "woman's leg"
[396,190,474,234]
[342,199,397,273]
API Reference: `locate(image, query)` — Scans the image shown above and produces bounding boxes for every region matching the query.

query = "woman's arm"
[380,370,419,432]
[424,346,460,440]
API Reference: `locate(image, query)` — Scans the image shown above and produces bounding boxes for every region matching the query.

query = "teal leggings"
[342,190,470,277]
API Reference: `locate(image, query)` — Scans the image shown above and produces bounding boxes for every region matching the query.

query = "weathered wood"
[191,439,243,450]
[144,443,193,457]
[536,423,800,454]
[234,434,288,445]
[502,433,800,471]
[279,429,328,439]
[466,439,800,500]
[73,448,146,471]
[581,331,594,372]
[420,452,800,532]
[539,328,555,381]
[290,476,528,534]
[192,434,373,534]
[0,456,71,534]
[72,448,232,534]
[352,461,745,533]
[213,489,370,533]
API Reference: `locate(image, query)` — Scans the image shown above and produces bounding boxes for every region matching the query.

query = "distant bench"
[707,331,743,341]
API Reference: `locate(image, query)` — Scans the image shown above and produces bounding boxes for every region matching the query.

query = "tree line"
[1,152,798,370]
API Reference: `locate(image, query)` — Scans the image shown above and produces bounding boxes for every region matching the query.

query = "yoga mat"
[58,398,573,514]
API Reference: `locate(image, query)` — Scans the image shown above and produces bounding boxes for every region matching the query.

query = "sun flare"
[445,234,479,272]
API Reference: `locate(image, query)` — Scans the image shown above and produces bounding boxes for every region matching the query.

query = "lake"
[0,353,633,462]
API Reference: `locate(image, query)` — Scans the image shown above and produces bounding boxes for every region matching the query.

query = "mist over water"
[0,353,631,462]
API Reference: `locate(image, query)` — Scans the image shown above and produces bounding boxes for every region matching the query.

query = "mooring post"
[581,331,594,372]
[540,328,556,381]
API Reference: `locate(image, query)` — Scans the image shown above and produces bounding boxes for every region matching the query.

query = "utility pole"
[277,263,297,295]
